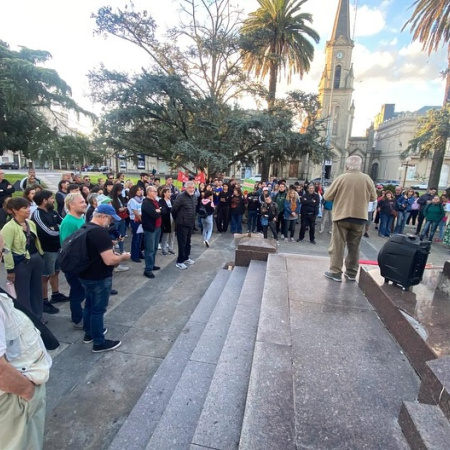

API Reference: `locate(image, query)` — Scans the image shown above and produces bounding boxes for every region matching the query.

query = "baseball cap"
[95,204,121,221]
[263,187,269,191]
[95,194,112,204]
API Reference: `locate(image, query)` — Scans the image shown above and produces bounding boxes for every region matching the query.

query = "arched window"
[334,65,341,89]
[332,106,340,135]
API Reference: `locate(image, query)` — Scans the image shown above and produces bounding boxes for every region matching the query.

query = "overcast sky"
[1,0,446,135]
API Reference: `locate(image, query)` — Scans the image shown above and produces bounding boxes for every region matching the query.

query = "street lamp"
[402,156,411,188]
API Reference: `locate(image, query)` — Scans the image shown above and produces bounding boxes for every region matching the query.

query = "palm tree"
[403,0,450,188]
[403,0,450,105]
[241,0,320,110]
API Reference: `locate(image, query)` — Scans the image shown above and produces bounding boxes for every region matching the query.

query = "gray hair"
[345,155,362,171]
[185,181,195,188]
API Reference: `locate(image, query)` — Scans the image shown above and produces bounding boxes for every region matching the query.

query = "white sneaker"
[184,258,195,265]
[205,240,210,248]
[114,264,129,272]
[176,262,188,270]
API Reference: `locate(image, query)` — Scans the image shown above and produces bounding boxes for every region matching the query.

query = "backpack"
[198,205,208,219]
[57,223,95,274]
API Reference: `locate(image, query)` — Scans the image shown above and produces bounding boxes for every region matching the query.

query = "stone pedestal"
[235,235,277,267]
[437,260,450,298]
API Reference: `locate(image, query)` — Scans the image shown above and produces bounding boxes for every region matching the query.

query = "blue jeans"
[130,221,143,260]
[116,219,127,253]
[64,271,85,325]
[247,210,258,232]
[201,215,213,242]
[394,210,406,234]
[379,213,394,237]
[144,227,161,273]
[421,221,439,241]
[230,214,243,233]
[79,277,112,345]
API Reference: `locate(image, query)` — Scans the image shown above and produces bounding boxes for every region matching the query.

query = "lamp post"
[402,156,411,188]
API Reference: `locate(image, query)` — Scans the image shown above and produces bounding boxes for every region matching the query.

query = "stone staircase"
[399,356,450,449]
[109,252,420,449]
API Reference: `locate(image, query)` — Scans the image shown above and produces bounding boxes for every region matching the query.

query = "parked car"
[87,165,99,171]
[310,177,331,186]
[248,174,261,182]
[375,179,400,189]
[410,183,428,190]
[0,162,19,170]
[98,165,111,172]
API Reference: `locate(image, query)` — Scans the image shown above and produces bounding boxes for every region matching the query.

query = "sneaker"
[184,258,195,265]
[344,273,357,281]
[50,292,69,303]
[176,262,188,270]
[83,328,108,344]
[324,272,342,282]
[152,266,161,271]
[158,244,162,250]
[284,238,288,242]
[110,289,118,295]
[73,321,83,330]
[281,234,285,240]
[290,238,294,242]
[310,240,316,245]
[205,240,210,248]
[143,271,155,279]
[168,250,176,255]
[162,251,168,256]
[93,339,122,353]
[114,264,129,272]
[318,230,324,234]
[43,300,59,314]
[131,258,142,263]
[296,238,303,242]
[364,232,369,238]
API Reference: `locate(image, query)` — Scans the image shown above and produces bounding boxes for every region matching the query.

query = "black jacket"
[142,198,162,232]
[31,207,62,252]
[0,179,15,206]
[159,198,173,233]
[300,192,320,216]
[171,191,196,228]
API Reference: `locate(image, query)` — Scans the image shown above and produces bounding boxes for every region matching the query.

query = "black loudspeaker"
[378,234,431,290]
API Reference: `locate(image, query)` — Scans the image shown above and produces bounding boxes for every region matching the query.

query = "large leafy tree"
[240,0,319,180]
[402,104,450,187]
[403,0,450,187]
[0,40,94,160]
[241,0,319,110]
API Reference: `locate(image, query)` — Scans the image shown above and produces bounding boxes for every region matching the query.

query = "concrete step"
[239,253,296,450]
[144,266,248,449]
[399,401,450,450]
[240,253,419,449]
[109,268,232,450]
[418,356,450,422]
[192,260,267,450]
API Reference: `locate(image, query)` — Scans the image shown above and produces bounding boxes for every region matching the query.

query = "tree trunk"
[428,146,445,189]
[260,153,271,183]
[445,43,450,106]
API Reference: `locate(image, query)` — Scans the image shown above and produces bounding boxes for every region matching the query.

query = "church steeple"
[331,0,351,43]
[317,0,356,176]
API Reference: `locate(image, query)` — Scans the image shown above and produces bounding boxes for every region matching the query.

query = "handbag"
[118,209,129,219]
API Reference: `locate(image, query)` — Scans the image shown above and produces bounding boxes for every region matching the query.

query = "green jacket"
[1,219,43,272]
[423,203,445,223]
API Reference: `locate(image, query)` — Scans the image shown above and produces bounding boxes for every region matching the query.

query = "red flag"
[194,170,206,184]
[177,171,189,183]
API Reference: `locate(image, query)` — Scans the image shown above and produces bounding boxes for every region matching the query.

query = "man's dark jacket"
[171,191,196,228]
[142,198,161,232]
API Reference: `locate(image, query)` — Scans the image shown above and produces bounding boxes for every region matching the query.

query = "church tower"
[318,0,355,175]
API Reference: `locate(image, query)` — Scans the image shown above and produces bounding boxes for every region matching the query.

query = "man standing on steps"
[172,180,196,270]
[323,155,377,282]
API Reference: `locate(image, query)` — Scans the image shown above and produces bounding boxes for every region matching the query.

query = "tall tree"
[403,0,450,188]
[0,40,94,159]
[241,0,319,110]
[240,0,319,180]
[402,104,450,187]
